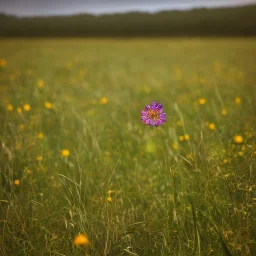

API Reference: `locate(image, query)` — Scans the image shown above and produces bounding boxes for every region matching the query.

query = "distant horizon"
[0,0,255,17]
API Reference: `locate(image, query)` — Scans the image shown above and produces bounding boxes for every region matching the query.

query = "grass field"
[0,38,256,256]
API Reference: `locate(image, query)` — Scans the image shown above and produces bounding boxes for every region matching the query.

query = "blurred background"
[0,0,256,37]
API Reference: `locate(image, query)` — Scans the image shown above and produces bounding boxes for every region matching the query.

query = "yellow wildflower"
[37,133,44,139]
[24,169,32,174]
[208,123,215,130]
[23,104,31,111]
[100,97,108,105]
[223,159,228,164]
[74,234,89,246]
[7,104,13,111]
[107,196,113,202]
[172,143,178,150]
[107,190,115,195]
[17,107,22,114]
[198,98,206,105]
[178,136,184,142]
[235,97,241,104]
[234,135,243,144]
[221,109,227,116]
[14,180,20,185]
[184,134,190,140]
[61,149,70,157]
[37,156,43,161]
[238,152,244,157]
[0,59,6,67]
[44,102,53,109]
[37,79,44,88]
[187,153,194,160]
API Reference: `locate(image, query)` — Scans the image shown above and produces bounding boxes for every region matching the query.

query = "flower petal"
[145,118,151,125]
[151,102,157,108]
[141,110,147,116]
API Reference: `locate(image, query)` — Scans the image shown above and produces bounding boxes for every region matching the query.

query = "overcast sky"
[0,0,255,16]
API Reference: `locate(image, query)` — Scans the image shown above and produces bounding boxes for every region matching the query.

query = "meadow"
[0,38,256,256]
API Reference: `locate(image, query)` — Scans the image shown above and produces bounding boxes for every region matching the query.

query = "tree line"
[0,5,255,37]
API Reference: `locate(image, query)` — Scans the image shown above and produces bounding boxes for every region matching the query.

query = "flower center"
[148,110,159,120]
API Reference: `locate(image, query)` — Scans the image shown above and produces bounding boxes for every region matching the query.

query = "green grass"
[0,38,256,256]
